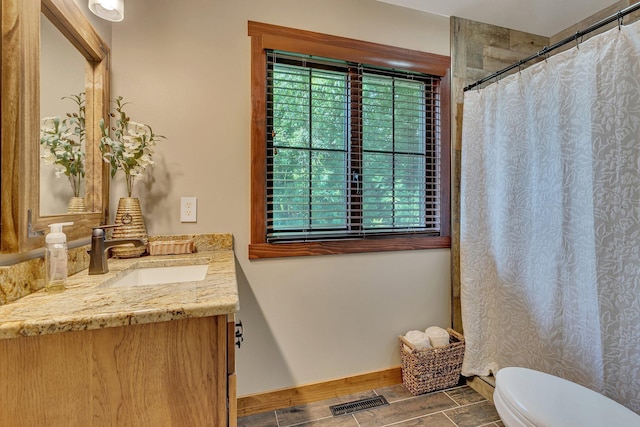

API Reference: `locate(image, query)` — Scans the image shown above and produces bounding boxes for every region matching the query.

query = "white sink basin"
[105,264,209,288]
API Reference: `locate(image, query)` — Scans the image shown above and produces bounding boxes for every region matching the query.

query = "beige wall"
[110,0,451,396]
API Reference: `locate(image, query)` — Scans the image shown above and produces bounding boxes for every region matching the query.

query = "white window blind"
[266,51,441,242]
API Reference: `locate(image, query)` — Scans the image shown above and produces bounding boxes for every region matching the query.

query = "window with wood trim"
[249,21,451,259]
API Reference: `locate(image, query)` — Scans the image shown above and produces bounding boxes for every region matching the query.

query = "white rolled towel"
[425,326,450,347]
[404,330,431,349]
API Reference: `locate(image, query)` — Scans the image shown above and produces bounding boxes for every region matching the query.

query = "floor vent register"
[329,396,389,417]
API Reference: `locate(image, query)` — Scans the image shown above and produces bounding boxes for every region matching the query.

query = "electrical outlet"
[180,197,197,222]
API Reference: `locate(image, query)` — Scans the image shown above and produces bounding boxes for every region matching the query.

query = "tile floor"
[238,383,504,427]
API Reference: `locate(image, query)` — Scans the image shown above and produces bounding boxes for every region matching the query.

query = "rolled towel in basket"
[404,330,431,349]
[425,326,450,347]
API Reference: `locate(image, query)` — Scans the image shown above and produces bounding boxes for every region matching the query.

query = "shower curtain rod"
[463,1,640,91]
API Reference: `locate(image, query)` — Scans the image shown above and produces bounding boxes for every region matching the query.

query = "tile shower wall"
[550,0,640,50]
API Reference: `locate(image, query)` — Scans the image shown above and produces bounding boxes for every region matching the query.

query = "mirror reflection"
[0,0,109,253]
[39,12,87,216]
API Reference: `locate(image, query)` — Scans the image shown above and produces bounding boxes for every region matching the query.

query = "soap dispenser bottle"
[45,222,73,292]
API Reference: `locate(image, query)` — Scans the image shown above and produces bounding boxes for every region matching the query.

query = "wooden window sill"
[249,235,451,259]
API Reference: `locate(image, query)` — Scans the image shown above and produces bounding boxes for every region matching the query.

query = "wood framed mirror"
[1,0,110,253]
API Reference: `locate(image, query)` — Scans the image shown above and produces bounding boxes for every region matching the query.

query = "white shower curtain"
[461,19,640,413]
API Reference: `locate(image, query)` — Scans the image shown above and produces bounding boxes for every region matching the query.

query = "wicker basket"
[399,328,465,395]
[148,239,195,256]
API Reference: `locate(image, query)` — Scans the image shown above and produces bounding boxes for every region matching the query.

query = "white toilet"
[493,367,640,427]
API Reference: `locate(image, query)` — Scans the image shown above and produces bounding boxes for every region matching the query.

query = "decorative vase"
[111,197,148,258]
[67,196,86,213]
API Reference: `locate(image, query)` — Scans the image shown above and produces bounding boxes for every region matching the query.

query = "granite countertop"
[0,249,239,340]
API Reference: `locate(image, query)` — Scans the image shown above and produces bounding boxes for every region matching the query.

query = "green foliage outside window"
[268,53,439,241]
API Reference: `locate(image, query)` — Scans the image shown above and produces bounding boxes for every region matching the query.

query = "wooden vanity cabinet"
[0,315,237,426]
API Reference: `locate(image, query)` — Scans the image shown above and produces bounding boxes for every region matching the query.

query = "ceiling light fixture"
[88,0,124,22]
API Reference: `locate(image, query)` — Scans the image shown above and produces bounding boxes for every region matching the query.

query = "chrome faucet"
[88,226,146,275]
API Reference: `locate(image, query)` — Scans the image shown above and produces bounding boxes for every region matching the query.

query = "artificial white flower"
[99,96,165,197]
[39,94,86,198]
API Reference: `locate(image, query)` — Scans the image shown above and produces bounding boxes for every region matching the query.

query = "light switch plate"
[180,197,197,222]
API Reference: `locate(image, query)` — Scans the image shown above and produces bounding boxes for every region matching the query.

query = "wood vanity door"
[0,329,93,426]
[92,316,228,426]
[0,316,230,427]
